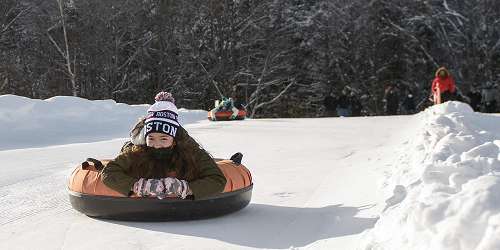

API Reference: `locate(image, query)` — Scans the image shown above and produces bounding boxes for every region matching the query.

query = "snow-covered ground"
[0,95,498,250]
[362,102,500,250]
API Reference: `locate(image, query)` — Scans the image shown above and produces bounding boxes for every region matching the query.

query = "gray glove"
[160,177,190,199]
[132,178,164,197]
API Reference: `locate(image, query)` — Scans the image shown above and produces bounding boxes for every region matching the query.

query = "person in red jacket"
[431,67,456,104]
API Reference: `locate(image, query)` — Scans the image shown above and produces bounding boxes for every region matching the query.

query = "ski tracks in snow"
[0,166,74,226]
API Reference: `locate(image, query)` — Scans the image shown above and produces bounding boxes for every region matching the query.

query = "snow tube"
[208,109,246,121]
[68,159,252,221]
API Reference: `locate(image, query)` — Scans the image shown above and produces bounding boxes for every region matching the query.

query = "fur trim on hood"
[435,67,450,78]
[130,117,146,145]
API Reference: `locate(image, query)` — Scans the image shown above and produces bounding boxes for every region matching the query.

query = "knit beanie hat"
[144,92,179,138]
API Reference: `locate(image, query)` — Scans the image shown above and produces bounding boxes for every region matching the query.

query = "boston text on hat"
[148,110,178,121]
[145,121,178,137]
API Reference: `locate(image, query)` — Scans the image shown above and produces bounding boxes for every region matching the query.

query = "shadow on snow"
[105,203,378,249]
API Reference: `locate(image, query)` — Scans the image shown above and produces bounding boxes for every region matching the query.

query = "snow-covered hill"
[362,102,500,250]
[0,95,498,250]
[0,95,207,151]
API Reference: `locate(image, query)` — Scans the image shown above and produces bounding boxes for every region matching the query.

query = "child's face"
[146,132,174,149]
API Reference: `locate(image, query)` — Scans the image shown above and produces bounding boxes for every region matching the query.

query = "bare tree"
[4,0,500,116]
[47,0,77,96]
[243,51,295,118]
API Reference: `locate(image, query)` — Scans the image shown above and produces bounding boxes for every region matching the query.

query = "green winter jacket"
[101,127,226,200]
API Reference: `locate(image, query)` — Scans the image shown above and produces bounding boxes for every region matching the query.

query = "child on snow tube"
[209,97,240,120]
[101,91,227,200]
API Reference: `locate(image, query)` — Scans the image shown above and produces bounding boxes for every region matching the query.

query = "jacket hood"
[435,67,450,78]
[130,117,147,145]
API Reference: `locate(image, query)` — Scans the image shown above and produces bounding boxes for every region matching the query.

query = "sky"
[0,94,499,250]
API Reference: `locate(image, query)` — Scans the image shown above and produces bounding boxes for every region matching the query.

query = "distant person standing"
[323,93,337,117]
[383,83,399,115]
[481,82,498,113]
[401,92,416,114]
[466,86,482,112]
[431,67,456,104]
[336,89,351,117]
[350,93,362,116]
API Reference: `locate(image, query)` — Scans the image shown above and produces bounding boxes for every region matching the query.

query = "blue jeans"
[336,107,351,117]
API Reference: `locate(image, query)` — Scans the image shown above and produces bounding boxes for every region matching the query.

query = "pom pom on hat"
[155,91,175,103]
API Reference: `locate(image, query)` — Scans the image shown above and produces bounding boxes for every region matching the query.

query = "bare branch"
[251,79,295,118]
[196,57,225,99]
[384,17,439,68]
[46,31,66,58]
[117,34,156,71]
[1,6,32,34]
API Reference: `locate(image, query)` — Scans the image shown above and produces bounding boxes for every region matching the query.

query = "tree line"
[1,0,500,117]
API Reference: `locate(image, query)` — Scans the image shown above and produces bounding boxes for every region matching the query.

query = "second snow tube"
[208,109,246,121]
[68,159,252,221]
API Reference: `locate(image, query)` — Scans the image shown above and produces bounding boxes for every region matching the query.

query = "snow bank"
[0,95,207,150]
[362,101,500,250]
